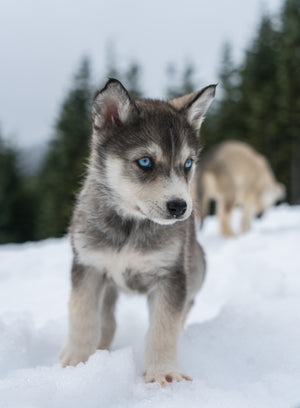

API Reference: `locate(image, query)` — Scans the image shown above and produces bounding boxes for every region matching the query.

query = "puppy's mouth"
[137,205,188,225]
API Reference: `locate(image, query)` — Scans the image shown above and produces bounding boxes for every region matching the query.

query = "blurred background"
[0,0,299,244]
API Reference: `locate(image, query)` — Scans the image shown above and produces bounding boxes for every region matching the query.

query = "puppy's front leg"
[144,275,192,386]
[60,260,105,367]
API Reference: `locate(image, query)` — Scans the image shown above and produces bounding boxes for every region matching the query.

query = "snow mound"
[0,205,300,407]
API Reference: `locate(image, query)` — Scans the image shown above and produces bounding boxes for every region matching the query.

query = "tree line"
[0,0,299,243]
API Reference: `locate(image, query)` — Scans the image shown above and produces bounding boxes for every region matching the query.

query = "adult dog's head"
[90,79,216,225]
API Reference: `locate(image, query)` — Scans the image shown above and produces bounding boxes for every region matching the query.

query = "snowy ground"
[0,204,300,408]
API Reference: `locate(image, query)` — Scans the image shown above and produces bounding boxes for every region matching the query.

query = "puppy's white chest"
[76,240,179,292]
[102,248,158,291]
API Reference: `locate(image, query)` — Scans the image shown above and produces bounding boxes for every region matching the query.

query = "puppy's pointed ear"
[92,79,138,129]
[169,84,217,131]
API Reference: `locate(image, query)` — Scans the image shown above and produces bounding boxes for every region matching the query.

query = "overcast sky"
[0,0,283,148]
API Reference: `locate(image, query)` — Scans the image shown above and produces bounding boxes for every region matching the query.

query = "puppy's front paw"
[59,344,92,367]
[144,369,192,386]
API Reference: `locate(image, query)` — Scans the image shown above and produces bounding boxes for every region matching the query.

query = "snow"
[0,204,300,408]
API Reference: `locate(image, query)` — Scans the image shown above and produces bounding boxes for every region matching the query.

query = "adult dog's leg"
[60,260,105,367]
[219,199,235,236]
[241,194,257,233]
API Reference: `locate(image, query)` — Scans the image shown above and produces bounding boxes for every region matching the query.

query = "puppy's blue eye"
[184,159,192,169]
[137,157,153,169]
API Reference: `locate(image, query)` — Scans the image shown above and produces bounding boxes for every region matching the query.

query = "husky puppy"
[195,140,285,236]
[60,79,216,385]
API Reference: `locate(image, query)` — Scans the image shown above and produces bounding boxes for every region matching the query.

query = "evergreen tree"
[235,5,300,202]
[165,61,196,99]
[124,61,143,98]
[35,58,92,239]
[202,42,242,149]
[105,41,121,80]
[240,16,281,155]
[105,42,143,97]
[203,14,293,200]
[0,133,35,243]
[278,0,300,203]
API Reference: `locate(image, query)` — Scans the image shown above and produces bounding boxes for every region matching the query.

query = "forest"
[0,0,299,243]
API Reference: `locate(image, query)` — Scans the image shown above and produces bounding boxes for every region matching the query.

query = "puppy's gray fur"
[60,79,216,385]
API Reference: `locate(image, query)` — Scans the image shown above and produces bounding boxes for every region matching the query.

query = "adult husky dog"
[60,79,216,385]
[195,140,285,236]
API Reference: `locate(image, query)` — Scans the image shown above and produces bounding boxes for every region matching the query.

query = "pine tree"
[202,42,243,149]
[278,0,300,203]
[204,16,289,196]
[0,133,35,243]
[123,61,143,98]
[165,61,197,99]
[105,41,121,80]
[104,42,143,97]
[35,58,92,239]
[240,16,281,156]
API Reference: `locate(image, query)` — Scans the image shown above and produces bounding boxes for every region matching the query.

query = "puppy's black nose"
[167,199,187,218]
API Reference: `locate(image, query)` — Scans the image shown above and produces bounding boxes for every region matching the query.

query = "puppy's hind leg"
[182,242,206,327]
[60,260,105,367]
[98,282,119,350]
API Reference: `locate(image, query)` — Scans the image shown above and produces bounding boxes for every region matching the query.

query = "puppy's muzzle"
[167,199,187,218]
